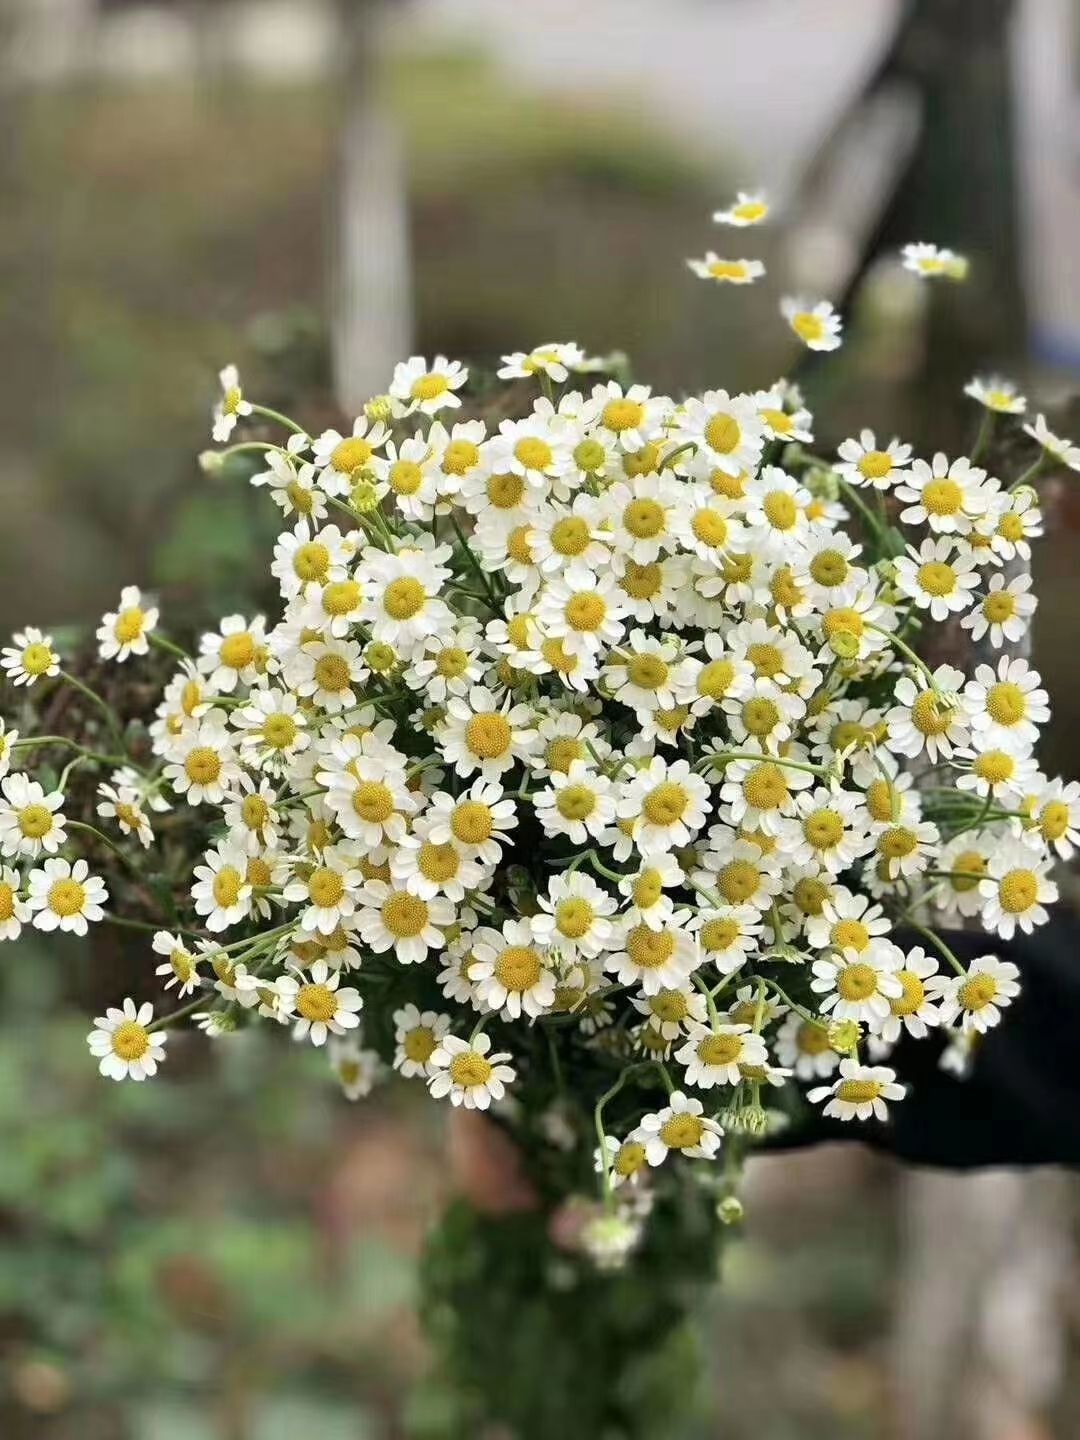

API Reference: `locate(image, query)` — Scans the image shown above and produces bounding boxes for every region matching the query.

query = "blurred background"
[2,0,1080,1436]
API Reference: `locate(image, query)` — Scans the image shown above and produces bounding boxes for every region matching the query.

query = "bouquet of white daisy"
[3,204,1077,1434]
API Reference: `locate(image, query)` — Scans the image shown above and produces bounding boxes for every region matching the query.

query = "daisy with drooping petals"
[965,376,1026,414]
[634,1091,723,1165]
[1022,414,1080,472]
[809,1060,905,1121]
[497,342,584,383]
[901,242,968,280]
[781,296,842,351]
[211,364,251,442]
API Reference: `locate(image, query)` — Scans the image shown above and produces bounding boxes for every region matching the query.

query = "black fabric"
[775,917,1080,1168]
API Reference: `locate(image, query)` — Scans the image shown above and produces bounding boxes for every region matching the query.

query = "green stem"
[701,749,828,779]
[903,920,967,978]
[150,632,192,663]
[864,624,936,685]
[13,736,126,767]
[58,670,125,748]
[970,408,996,465]
[249,403,308,437]
[450,514,501,609]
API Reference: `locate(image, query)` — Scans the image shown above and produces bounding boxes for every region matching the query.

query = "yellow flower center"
[763,491,797,530]
[865,779,898,824]
[958,974,998,1011]
[331,437,374,473]
[998,513,1025,543]
[48,878,86,917]
[112,1020,151,1062]
[314,654,351,692]
[623,498,666,539]
[922,478,963,517]
[836,1079,883,1104]
[659,1113,705,1149]
[649,989,688,1023]
[21,643,54,676]
[286,480,314,513]
[733,200,767,223]
[878,826,917,861]
[383,577,426,621]
[555,897,595,939]
[831,918,870,953]
[565,594,607,632]
[451,801,494,845]
[114,608,146,644]
[322,580,361,618]
[308,867,345,908]
[691,509,728,548]
[488,472,526,508]
[705,413,741,455]
[556,784,598,821]
[810,549,849,587]
[514,437,553,472]
[803,808,844,849]
[796,1021,831,1056]
[185,748,222,786]
[545,737,583,773]
[793,876,828,916]
[212,867,243,908]
[837,962,878,1001]
[741,697,780,738]
[465,712,513,760]
[411,374,449,403]
[219,632,256,671]
[792,312,826,344]
[700,917,740,953]
[949,850,986,892]
[0,883,14,922]
[550,516,592,557]
[986,682,1026,727]
[698,658,735,700]
[507,525,535,566]
[999,868,1038,914]
[241,795,270,831]
[709,260,750,281]
[1040,801,1070,843]
[626,654,669,691]
[293,541,330,584]
[574,438,607,473]
[602,398,645,433]
[614,1140,648,1177]
[892,971,925,1017]
[382,891,430,938]
[697,1032,743,1066]
[298,983,337,1023]
[17,805,53,839]
[716,859,760,904]
[403,1026,437,1063]
[625,924,676,969]
[494,945,543,991]
[917,561,956,597]
[247,857,272,888]
[857,451,892,481]
[983,592,1016,624]
[346,782,393,828]
[418,842,460,883]
[442,440,481,476]
[742,763,789,813]
[643,782,689,826]
[747,642,783,678]
[449,1051,493,1088]
[974,751,1015,785]
[911,690,954,736]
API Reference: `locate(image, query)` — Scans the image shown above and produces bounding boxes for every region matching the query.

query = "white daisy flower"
[390,817,486,902]
[808,1059,905,1122]
[871,946,942,1043]
[901,242,968,280]
[533,761,615,845]
[355,881,455,965]
[686,253,765,285]
[1032,778,1080,859]
[775,1012,840,1081]
[311,415,390,495]
[96,586,159,662]
[676,390,764,478]
[439,687,538,780]
[717,749,814,835]
[197,613,269,692]
[886,665,971,764]
[965,375,1026,414]
[96,782,154,849]
[960,571,1036,648]
[781,296,842,351]
[425,780,518,865]
[427,1032,516,1110]
[191,839,253,933]
[164,713,241,806]
[252,453,328,524]
[1022,414,1080,472]
[233,686,310,766]
[811,943,903,1025]
[392,1003,452,1078]
[895,453,989,534]
[277,958,363,1047]
[88,998,167,1081]
[28,857,108,936]
[690,905,763,974]
[835,430,912,490]
[594,1134,651,1189]
[1,627,60,688]
[606,911,699,996]
[0,864,30,941]
[0,720,18,779]
[932,832,995,920]
[389,354,468,416]
[954,742,1038,802]
[929,954,1020,1034]
[633,1091,723,1165]
[288,636,367,713]
[0,774,67,859]
[330,1036,383,1100]
[617,756,711,854]
[531,871,618,959]
[283,845,363,936]
[152,931,202,997]
[676,1023,768,1089]
[965,656,1049,749]
[713,191,769,226]
[894,536,980,621]
[470,919,557,1020]
[978,836,1057,939]
[211,364,251,443]
[497,342,584,383]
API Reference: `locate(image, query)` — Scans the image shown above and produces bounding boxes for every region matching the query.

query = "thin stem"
[13,736,126,767]
[701,749,828,779]
[450,514,500,609]
[249,403,308,437]
[58,670,125,748]
[150,632,192,663]
[864,623,936,685]
[904,919,967,978]
[1009,451,1051,493]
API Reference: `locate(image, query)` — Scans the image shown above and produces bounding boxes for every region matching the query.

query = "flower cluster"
[2,207,1076,1264]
